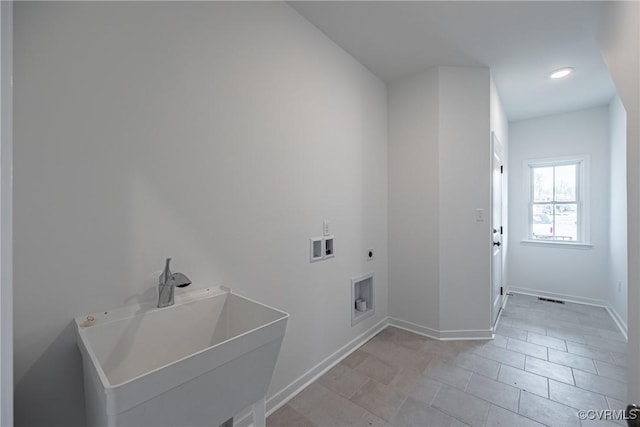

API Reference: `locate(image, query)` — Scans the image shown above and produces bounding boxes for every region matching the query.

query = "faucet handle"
[171,272,192,288]
[159,257,191,288]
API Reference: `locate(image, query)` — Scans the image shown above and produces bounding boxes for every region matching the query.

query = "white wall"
[490,77,509,157]
[13,2,388,425]
[608,95,628,329]
[437,67,492,333]
[388,69,440,331]
[388,66,492,337]
[507,107,610,303]
[598,0,639,402]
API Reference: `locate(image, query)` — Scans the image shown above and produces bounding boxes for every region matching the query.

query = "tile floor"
[267,294,628,427]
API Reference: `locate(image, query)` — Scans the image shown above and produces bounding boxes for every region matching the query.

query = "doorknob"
[493,241,501,247]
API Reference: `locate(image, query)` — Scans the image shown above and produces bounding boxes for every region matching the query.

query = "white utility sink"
[75,286,289,427]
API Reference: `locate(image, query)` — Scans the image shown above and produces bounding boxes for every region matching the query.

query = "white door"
[492,133,504,326]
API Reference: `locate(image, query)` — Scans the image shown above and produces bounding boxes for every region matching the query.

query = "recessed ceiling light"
[550,67,574,79]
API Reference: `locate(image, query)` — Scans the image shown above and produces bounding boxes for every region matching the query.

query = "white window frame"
[521,154,592,248]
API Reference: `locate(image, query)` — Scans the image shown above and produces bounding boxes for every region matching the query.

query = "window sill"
[520,240,593,249]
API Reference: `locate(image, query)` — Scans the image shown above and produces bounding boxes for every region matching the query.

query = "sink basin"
[75,286,289,427]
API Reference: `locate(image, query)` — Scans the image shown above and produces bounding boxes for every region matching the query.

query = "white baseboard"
[605,303,628,340]
[388,317,440,340]
[508,287,628,341]
[234,317,389,427]
[493,292,510,331]
[508,286,608,308]
[439,329,494,340]
[388,317,493,340]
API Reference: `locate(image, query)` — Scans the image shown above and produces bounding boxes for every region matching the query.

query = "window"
[526,156,588,244]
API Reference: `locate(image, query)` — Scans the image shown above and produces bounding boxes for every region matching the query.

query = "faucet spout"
[157,258,191,308]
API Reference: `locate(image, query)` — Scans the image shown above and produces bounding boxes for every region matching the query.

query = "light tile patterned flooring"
[267,294,628,426]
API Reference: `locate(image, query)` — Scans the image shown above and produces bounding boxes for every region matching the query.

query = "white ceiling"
[289,1,617,121]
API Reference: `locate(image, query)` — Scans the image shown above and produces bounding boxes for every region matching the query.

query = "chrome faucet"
[157,258,191,308]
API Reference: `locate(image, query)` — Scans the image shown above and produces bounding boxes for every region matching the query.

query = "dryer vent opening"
[538,297,565,304]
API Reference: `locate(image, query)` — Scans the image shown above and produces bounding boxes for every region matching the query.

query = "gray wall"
[0,1,13,425]
[388,66,495,337]
[13,3,388,425]
[598,0,639,402]
[437,67,492,332]
[608,96,628,328]
[388,68,440,332]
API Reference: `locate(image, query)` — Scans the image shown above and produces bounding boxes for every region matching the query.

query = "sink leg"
[252,397,266,427]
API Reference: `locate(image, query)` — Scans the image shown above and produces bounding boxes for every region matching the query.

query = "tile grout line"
[428,382,441,406]
[388,392,409,424]
[346,379,405,425]
[546,382,610,412]
[565,379,627,402]
[463,372,472,392]
[546,377,550,399]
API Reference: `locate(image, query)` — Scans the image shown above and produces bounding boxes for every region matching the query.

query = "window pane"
[554,204,578,241]
[555,165,576,202]
[532,205,554,239]
[533,167,553,202]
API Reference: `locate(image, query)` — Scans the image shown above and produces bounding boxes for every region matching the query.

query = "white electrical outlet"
[475,209,485,222]
[323,220,331,236]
